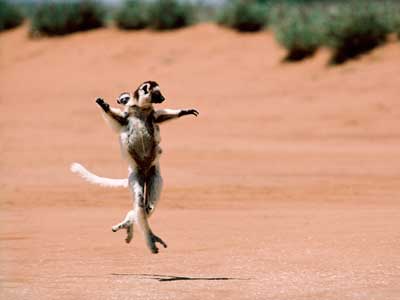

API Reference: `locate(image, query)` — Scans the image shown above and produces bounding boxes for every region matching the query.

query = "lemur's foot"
[125,224,133,244]
[112,225,120,232]
[96,98,110,112]
[147,232,167,254]
[112,220,130,232]
[179,109,199,117]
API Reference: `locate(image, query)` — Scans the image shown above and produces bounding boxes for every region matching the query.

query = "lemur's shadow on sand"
[111,273,249,282]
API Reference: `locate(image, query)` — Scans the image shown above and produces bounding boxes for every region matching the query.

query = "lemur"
[71,81,198,253]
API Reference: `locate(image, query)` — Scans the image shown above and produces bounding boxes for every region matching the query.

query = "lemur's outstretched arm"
[154,109,199,123]
[96,98,128,132]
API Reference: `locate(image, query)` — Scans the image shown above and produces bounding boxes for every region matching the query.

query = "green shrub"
[382,1,400,38]
[0,0,24,32]
[147,0,194,30]
[395,18,400,38]
[218,0,268,32]
[190,2,219,23]
[114,0,149,30]
[324,1,392,64]
[270,4,326,61]
[31,1,105,36]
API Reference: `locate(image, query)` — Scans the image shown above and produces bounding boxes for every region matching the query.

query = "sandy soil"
[1,24,400,299]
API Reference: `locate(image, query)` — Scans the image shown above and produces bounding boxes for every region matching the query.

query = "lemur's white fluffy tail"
[70,163,128,188]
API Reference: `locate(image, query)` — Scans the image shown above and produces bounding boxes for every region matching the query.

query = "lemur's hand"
[96,98,110,112]
[179,109,199,117]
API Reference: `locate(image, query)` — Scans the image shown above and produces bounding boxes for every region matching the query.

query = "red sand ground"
[1,24,400,299]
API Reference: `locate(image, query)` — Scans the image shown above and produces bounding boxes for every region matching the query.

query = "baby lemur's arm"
[154,109,199,123]
[96,98,128,132]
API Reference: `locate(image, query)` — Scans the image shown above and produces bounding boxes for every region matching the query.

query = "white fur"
[155,109,180,115]
[70,163,128,188]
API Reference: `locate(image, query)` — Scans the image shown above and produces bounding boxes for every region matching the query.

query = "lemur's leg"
[145,164,163,217]
[96,98,128,132]
[154,109,199,123]
[129,170,167,254]
[110,167,136,243]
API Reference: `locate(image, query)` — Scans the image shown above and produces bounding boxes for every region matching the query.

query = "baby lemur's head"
[117,81,165,109]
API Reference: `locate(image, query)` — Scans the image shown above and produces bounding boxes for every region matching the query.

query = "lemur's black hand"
[96,98,110,112]
[179,109,199,117]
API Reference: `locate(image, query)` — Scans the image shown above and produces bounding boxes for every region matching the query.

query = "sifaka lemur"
[71,81,198,253]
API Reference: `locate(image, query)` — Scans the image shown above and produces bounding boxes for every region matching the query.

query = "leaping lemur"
[70,81,198,253]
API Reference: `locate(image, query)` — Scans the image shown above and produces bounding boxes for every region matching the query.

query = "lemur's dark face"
[135,81,165,107]
[117,81,165,108]
[150,87,165,104]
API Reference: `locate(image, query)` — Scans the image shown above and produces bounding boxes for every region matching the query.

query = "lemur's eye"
[119,96,130,104]
[142,85,149,94]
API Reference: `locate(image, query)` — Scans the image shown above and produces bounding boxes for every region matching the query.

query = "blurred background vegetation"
[1,0,400,64]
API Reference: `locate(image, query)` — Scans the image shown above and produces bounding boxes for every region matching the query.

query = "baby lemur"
[72,81,198,253]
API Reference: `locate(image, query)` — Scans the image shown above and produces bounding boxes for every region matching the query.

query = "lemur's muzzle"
[152,91,165,103]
